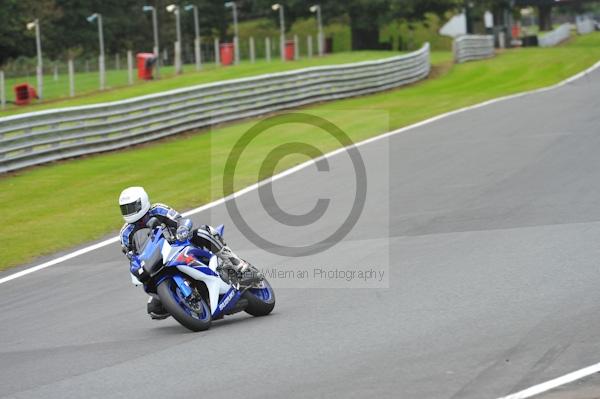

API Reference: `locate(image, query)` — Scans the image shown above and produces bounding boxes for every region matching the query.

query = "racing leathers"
[119,203,250,319]
[120,203,249,275]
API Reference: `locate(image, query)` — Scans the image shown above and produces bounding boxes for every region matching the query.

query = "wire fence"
[0,35,321,108]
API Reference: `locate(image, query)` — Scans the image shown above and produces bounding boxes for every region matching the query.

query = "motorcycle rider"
[118,186,251,320]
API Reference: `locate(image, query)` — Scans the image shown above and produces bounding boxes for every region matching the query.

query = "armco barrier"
[0,43,430,174]
[538,24,572,47]
[453,35,495,64]
[576,17,595,35]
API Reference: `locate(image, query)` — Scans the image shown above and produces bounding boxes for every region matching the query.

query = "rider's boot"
[216,246,262,285]
[147,296,170,320]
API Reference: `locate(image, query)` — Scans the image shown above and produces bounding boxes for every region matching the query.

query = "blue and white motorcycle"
[130,217,275,332]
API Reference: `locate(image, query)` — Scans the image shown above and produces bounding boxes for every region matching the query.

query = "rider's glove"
[129,256,151,283]
[121,245,135,260]
[129,257,142,275]
[176,218,193,241]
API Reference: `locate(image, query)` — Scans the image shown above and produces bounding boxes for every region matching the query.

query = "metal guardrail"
[453,35,495,64]
[0,44,430,174]
[538,24,572,47]
[576,16,595,35]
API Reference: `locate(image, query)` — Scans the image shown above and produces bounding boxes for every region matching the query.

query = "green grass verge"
[1,33,599,272]
[1,51,401,117]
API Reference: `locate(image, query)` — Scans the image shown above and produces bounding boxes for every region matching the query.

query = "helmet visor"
[120,199,142,216]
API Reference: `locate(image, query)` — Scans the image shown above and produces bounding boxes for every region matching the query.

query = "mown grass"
[1,51,401,117]
[1,33,599,271]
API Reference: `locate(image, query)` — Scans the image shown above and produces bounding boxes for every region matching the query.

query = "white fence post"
[307,35,313,58]
[498,32,506,49]
[265,37,271,62]
[99,54,106,90]
[318,31,324,56]
[0,71,5,110]
[68,59,75,97]
[153,46,160,78]
[214,38,220,65]
[249,37,255,63]
[195,37,202,71]
[127,50,133,85]
[115,53,120,70]
[294,35,299,60]
[53,64,59,81]
[234,36,240,65]
[174,41,182,74]
[452,38,458,62]
[36,64,43,99]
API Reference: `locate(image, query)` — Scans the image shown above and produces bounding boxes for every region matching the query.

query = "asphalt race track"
[2,67,600,399]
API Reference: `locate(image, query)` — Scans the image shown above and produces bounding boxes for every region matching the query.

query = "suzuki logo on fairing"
[218,290,235,311]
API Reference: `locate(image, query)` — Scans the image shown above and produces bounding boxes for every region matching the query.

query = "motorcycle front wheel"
[157,277,212,332]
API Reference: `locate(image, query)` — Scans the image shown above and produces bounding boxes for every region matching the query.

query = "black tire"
[157,277,212,332]
[243,278,276,317]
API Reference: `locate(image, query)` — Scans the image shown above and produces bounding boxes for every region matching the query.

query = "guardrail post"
[214,38,220,66]
[307,35,313,58]
[68,59,75,97]
[249,37,255,63]
[265,37,271,62]
[127,50,133,85]
[0,71,5,110]
[294,35,299,60]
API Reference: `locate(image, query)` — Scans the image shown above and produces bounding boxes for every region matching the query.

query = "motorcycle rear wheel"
[243,278,276,317]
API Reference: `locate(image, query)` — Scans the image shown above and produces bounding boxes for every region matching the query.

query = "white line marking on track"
[1,59,599,286]
[497,361,600,399]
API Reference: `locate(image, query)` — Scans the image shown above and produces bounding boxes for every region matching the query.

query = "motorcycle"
[129,217,275,332]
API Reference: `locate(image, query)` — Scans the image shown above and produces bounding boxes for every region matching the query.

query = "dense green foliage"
[0,0,462,66]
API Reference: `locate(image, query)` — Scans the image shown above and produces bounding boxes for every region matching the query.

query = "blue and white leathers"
[129,222,274,330]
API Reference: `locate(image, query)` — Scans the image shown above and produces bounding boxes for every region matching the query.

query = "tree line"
[2,0,530,65]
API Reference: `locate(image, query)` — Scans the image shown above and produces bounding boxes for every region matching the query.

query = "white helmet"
[119,187,151,224]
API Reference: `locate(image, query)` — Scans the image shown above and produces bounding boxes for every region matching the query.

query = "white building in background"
[439,12,466,37]
[484,11,494,30]
[439,10,494,38]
